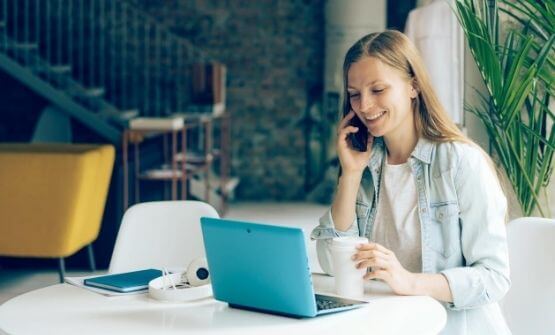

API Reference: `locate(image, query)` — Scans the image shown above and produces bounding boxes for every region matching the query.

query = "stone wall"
[132,0,325,200]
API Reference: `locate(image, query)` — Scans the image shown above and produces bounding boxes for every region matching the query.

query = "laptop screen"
[200,217,318,317]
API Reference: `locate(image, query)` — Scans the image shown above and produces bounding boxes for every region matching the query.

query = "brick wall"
[133,0,325,200]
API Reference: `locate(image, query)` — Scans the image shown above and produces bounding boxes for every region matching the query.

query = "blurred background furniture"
[0,143,115,282]
[122,119,187,209]
[502,217,555,335]
[122,114,235,215]
[108,200,219,274]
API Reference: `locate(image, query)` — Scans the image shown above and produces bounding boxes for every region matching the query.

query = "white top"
[373,161,422,273]
[0,276,446,335]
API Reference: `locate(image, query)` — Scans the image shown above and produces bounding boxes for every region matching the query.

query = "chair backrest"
[502,217,555,335]
[109,201,219,273]
[0,144,114,257]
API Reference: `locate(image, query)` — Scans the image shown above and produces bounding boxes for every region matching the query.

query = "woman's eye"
[373,89,384,94]
[349,94,360,99]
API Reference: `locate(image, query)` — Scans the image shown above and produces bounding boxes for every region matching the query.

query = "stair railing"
[0,0,210,119]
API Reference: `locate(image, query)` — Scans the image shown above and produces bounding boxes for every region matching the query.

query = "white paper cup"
[330,236,368,298]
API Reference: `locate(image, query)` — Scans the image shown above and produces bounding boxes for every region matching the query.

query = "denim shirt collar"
[368,136,434,170]
[411,136,434,164]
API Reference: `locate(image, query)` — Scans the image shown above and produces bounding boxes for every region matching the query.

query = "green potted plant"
[455,0,554,216]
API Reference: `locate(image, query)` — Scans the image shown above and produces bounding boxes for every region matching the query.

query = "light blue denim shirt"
[311,137,511,334]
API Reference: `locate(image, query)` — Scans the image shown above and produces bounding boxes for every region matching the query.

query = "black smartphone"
[347,113,368,152]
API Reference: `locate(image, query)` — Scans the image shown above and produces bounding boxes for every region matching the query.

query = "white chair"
[502,217,555,335]
[109,201,219,274]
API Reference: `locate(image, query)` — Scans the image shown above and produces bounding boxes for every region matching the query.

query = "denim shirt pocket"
[355,200,370,224]
[427,201,460,258]
[355,201,371,236]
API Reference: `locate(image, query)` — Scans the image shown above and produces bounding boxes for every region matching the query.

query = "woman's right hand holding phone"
[337,110,373,176]
[330,110,373,232]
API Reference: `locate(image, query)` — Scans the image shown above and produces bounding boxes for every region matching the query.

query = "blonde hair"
[342,30,468,143]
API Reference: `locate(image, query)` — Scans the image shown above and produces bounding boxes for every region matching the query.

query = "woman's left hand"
[353,242,416,296]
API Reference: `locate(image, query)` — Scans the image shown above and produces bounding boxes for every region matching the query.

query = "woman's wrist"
[409,273,453,302]
[339,171,364,183]
[408,272,423,296]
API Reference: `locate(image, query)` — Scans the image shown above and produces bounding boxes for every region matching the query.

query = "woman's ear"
[410,80,419,99]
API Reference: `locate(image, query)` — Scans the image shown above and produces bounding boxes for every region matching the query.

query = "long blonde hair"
[342,30,468,143]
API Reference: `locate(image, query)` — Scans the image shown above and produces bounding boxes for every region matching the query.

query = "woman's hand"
[353,242,416,296]
[337,110,373,175]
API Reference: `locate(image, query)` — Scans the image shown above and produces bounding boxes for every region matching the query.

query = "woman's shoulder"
[435,140,484,157]
[432,140,490,172]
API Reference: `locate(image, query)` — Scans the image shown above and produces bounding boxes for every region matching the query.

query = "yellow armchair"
[0,143,115,281]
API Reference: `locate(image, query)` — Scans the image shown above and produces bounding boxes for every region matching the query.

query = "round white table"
[0,274,446,335]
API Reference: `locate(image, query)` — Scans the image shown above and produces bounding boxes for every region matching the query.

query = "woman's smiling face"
[347,56,417,139]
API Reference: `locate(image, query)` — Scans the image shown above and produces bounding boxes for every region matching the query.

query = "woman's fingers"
[353,248,390,270]
[353,243,395,271]
[352,248,389,261]
[338,125,360,142]
[364,269,390,281]
[338,110,356,130]
[356,242,392,256]
[356,257,389,270]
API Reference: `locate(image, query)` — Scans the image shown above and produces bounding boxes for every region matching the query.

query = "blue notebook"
[84,269,162,292]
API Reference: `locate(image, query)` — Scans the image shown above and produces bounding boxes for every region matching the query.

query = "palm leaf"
[456,0,555,216]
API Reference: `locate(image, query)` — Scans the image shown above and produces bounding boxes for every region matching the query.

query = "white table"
[0,274,446,335]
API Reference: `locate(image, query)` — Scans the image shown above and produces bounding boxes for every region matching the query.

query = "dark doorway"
[387,0,418,31]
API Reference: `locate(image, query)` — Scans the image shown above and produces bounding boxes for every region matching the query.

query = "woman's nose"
[360,95,375,113]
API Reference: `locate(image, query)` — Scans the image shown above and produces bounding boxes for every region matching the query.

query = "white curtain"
[405,0,464,125]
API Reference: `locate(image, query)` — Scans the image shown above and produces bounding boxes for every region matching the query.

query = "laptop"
[200,217,368,318]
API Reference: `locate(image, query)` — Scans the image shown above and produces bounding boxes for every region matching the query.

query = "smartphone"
[347,112,368,152]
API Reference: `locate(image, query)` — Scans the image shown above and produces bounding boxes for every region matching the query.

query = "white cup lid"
[331,236,368,247]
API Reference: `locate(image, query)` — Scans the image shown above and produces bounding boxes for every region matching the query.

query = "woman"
[311,30,511,334]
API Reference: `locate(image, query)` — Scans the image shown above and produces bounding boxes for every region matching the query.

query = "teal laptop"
[200,217,368,318]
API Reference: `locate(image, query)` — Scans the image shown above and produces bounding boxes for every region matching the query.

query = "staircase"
[0,0,238,210]
[0,0,209,144]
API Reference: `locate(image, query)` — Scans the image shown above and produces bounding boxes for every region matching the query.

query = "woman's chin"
[368,127,385,138]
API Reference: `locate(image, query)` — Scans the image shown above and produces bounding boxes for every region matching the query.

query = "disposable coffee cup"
[330,236,369,298]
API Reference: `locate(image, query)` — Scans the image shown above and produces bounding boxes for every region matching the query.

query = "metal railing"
[0,0,209,118]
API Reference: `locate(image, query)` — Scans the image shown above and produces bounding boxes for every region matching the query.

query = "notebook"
[84,269,162,293]
[200,217,368,318]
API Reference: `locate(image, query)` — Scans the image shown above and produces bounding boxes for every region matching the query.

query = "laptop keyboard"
[315,294,356,311]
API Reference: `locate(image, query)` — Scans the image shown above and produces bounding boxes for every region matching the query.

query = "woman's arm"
[439,144,510,310]
[331,111,373,231]
[331,173,363,231]
[311,111,373,274]
[411,273,453,302]
[312,171,364,275]
[356,242,453,302]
